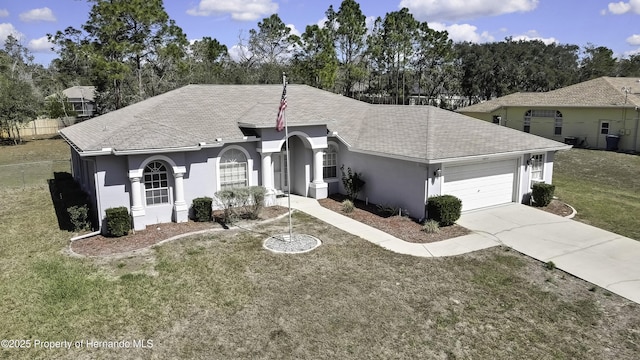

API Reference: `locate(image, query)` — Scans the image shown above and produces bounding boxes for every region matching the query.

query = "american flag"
[276,82,287,132]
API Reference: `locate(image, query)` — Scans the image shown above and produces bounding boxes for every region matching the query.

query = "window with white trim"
[220,148,248,190]
[144,161,170,205]
[530,154,544,188]
[323,144,338,179]
[600,122,610,135]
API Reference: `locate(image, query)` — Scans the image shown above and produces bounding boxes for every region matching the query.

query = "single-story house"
[458,76,640,152]
[62,86,96,118]
[59,84,569,232]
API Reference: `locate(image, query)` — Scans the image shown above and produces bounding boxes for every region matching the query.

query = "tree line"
[2,0,640,142]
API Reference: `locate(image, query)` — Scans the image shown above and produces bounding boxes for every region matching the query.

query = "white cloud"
[0,23,25,43]
[187,0,278,21]
[19,7,56,22]
[399,0,539,22]
[0,9,9,18]
[228,43,250,62]
[28,36,53,53]
[512,30,557,45]
[627,34,640,45]
[430,22,494,43]
[286,24,301,37]
[606,0,640,14]
[625,49,640,57]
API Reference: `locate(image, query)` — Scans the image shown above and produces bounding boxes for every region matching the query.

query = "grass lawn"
[553,149,640,240]
[0,139,639,359]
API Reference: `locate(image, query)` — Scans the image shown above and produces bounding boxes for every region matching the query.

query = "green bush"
[105,207,131,237]
[532,182,555,207]
[422,219,441,234]
[342,199,355,213]
[192,197,213,222]
[67,205,90,232]
[214,186,267,223]
[427,195,462,226]
[340,165,365,201]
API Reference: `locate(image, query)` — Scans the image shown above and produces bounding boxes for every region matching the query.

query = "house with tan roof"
[59,84,569,232]
[458,77,640,152]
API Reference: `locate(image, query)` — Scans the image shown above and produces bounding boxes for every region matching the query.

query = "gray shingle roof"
[60,84,568,162]
[62,86,96,101]
[458,76,640,113]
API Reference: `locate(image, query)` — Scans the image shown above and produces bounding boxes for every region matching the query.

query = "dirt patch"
[318,194,470,243]
[70,206,289,256]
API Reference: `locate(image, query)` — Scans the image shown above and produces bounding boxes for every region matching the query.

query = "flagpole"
[283,73,293,241]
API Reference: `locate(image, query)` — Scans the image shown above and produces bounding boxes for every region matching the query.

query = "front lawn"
[553,149,640,240]
[0,139,638,359]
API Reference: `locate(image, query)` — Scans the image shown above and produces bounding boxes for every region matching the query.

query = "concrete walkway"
[278,195,500,257]
[280,196,640,304]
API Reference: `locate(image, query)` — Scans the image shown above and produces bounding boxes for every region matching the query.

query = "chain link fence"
[0,160,71,188]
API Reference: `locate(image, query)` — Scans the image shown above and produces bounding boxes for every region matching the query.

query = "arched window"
[323,144,338,179]
[144,161,169,205]
[220,148,248,190]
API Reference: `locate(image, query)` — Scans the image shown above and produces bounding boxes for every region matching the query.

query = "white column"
[261,152,273,189]
[309,148,328,199]
[128,169,144,217]
[173,166,188,223]
[174,172,186,206]
[313,149,324,184]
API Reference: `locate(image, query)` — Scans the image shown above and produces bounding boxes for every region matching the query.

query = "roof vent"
[198,142,206,146]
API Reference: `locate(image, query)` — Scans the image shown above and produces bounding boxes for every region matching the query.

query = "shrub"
[105,206,131,237]
[376,203,399,217]
[247,186,266,219]
[545,261,556,270]
[531,182,555,207]
[422,219,440,234]
[67,205,90,232]
[342,199,355,213]
[215,189,239,224]
[427,195,462,226]
[214,186,267,223]
[340,165,365,201]
[192,197,213,222]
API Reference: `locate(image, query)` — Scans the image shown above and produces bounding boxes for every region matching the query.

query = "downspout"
[632,108,639,152]
[70,158,102,241]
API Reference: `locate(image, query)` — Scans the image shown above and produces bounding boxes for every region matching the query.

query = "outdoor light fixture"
[526,157,535,166]
[434,168,442,177]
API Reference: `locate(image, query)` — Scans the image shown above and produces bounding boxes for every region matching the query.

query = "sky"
[1,0,640,66]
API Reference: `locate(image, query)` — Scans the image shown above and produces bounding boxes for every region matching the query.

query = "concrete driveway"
[458,203,640,304]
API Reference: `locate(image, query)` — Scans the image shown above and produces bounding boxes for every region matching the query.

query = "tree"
[188,37,229,84]
[412,22,454,107]
[617,54,640,77]
[326,0,367,97]
[579,45,616,81]
[0,37,40,144]
[291,24,338,89]
[247,14,299,83]
[49,0,188,112]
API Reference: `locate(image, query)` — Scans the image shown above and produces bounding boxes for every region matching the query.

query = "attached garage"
[442,159,518,211]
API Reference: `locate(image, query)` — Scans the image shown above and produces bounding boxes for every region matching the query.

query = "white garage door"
[443,159,517,211]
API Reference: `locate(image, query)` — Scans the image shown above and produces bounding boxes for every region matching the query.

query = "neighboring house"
[458,77,640,152]
[62,86,96,118]
[59,84,569,232]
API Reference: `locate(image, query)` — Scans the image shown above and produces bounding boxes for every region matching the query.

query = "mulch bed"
[318,194,471,243]
[70,206,289,257]
[535,199,575,217]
